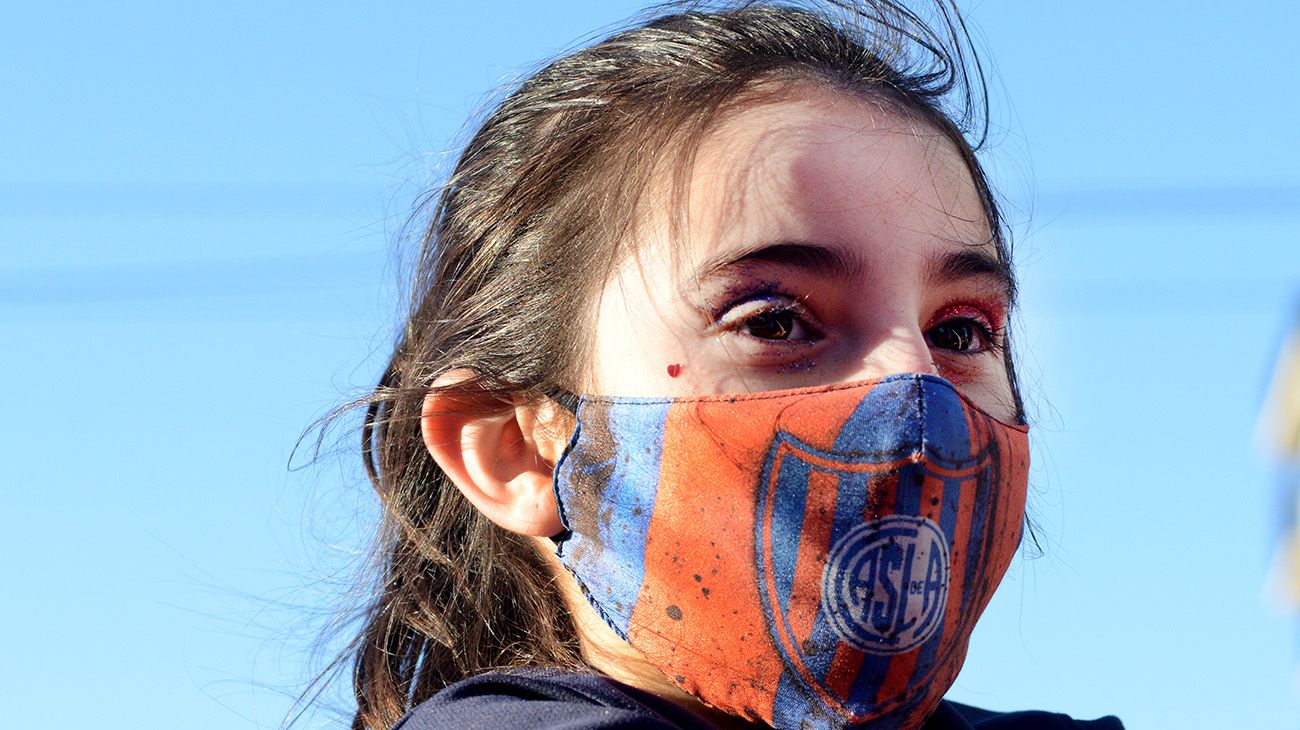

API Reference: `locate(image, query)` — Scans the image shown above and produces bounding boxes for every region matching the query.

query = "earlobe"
[420,370,569,537]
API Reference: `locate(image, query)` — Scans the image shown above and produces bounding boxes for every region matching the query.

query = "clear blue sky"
[3,2,1298,728]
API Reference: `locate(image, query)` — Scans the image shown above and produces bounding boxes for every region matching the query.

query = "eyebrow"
[926,246,1016,301]
[695,240,1014,300]
[695,241,870,282]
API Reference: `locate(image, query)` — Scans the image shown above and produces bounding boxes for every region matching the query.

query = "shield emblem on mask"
[754,431,954,722]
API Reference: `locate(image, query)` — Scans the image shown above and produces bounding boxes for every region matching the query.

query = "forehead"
[650,86,995,272]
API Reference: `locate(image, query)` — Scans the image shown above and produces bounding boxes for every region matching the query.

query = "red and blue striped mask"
[553,373,1029,729]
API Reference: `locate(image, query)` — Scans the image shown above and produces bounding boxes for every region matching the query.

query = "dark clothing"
[926,701,1124,730]
[394,669,1124,729]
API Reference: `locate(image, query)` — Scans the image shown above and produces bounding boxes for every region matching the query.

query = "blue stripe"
[963,428,1004,615]
[761,438,829,725]
[833,376,923,460]
[759,437,869,715]
[772,672,805,728]
[773,671,836,730]
[824,375,922,586]
[920,384,975,612]
[771,451,812,617]
[842,461,928,708]
[962,470,992,620]
[555,399,669,637]
[893,462,924,518]
[918,377,972,468]
[597,400,671,635]
[897,381,974,694]
[826,379,922,708]
[889,474,964,701]
[787,469,872,692]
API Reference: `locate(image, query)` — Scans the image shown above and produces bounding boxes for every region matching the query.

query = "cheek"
[959,369,1020,424]
[587,288,652,392]
[587,276,712,396]
[587,320,672,393]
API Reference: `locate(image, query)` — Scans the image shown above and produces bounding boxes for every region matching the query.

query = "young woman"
[337,2,1124,728]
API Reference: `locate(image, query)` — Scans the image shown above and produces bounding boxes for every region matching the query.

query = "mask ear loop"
[547,387,580,416]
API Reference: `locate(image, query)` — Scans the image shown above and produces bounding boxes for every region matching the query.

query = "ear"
[420,370,571,536]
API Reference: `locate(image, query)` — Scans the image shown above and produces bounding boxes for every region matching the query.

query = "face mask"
[553,373,1029,729]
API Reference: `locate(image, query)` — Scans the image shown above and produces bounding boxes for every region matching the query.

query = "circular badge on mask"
[822,515,949,653]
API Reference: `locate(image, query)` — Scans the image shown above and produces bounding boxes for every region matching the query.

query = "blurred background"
[3,1,1298,727]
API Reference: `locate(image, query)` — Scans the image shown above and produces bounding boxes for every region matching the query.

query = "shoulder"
[928,700,1126,730]
[392,668,716,730]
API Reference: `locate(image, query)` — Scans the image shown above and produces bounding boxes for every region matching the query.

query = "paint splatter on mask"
[553,374,1029,729]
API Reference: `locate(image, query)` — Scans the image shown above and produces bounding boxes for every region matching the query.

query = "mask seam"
[574,375,1027,431]
[578,373,923,405]
[917,373,928,457]
[550,401,586,548]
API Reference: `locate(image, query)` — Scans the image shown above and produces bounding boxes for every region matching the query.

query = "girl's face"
[585,86,1017,423]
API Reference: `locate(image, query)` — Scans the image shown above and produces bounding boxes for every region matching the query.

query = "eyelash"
[712,293,1003,356]
[924,304,1004,356]
[711,293,821,343]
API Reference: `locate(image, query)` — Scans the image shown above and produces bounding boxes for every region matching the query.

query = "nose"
[849,325,937,381]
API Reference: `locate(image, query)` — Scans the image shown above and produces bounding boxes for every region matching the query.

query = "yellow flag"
[1262,331,1300,457]
[1262,315,1300,609]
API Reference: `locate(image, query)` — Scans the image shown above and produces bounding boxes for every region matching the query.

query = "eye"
[925,305,999,354]
[927,320,984,352]
[714,294,820,342]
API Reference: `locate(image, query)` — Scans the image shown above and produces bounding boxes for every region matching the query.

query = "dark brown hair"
[333,2,1019,727]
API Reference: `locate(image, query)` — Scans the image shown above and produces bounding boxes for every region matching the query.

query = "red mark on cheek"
[666,363,683,378]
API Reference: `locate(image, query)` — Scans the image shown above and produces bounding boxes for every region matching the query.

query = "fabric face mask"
[553,373,1029,729]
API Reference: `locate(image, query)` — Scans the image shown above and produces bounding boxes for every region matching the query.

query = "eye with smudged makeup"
[709,293,823,344]
[924,303,1003,355]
